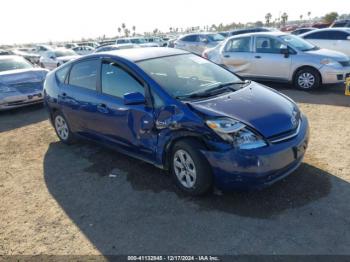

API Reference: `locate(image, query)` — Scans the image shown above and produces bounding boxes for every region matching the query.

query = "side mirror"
[123,92,145,105]
[280,47,290,57]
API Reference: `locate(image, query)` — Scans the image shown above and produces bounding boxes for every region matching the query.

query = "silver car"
[204,32,350,89]
[0,56,48,110]
[174,33,225,55]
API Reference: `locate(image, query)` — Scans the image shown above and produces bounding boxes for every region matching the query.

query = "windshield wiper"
[176,81,250,99]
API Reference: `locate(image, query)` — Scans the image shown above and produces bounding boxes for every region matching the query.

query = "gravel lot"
[0,84,349,255]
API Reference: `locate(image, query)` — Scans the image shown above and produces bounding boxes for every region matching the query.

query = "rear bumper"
[320,65,350,84]
[201,115,309,190]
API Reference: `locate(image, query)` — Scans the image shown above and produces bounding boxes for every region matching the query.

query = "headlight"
[206,118,267,149]
[320,58,340,66]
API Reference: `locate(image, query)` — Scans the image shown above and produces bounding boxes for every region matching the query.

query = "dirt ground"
[0,84,349,255]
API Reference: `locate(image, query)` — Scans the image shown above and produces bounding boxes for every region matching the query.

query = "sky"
[0,0,347,45]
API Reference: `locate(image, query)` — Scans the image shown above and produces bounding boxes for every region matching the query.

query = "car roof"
[229,31,286,39]
[96,47,189,62]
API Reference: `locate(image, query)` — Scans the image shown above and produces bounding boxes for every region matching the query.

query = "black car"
[291,28,316,35]
[228,27,277,37]
[331,19,350,28]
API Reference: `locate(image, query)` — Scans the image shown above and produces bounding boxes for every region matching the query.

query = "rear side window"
[304,31,329,39]
[69,59,99,90]
[328,31,349,40]
[225,37,251,52]
[181,35,198,42]
[101,61,144,98]
[56,65,70,84]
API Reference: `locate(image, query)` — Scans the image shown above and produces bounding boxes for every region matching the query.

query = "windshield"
[130,38,146,44]
[0,57,33,72]
[54,50,76,57]
[137,54,241,98]
[207,33,225,42]
[279,35,317,51]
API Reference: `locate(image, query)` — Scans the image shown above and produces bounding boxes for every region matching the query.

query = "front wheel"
[170,139,213,196]
[53,112,75,144]
[294,68,320,90]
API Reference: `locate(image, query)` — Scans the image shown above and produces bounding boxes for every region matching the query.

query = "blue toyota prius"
[44,47,309,195]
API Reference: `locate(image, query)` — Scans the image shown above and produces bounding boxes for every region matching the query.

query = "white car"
[40,49,79,70]
[116,37,159,47]
[300,28,350,57]
[72,46,95,55]
[34,45,54,56]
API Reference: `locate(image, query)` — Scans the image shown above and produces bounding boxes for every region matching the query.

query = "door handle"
[255,56,261,59]
[97,103,109,114]
[60,92,67,99]
[224,54,230,58]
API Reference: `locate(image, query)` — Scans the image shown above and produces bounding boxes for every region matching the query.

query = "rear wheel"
[53,112,75,144]
[294,68,320,90]
[170,139,213,196]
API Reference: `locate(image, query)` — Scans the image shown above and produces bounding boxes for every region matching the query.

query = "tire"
[294,68,321,90]
[53,111,75,144]
[170,139,213,196]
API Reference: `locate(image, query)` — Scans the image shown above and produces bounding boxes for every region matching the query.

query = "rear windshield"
[0,57,33,72]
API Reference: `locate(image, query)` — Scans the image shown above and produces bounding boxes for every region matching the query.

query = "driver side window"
[101,61,144,98]
[255,37,284,54]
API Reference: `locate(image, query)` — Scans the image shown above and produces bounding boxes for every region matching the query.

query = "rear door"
[251,36,292,80]
[59,59,100,138]
[221,36,255,77]
[93,58,157,161]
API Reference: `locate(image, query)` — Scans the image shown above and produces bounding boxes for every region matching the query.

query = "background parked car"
[94,44,138,53]
[64,43,78,49]
[116,37,159,47]
[174,33,225,55]
[227,27,278,37]
[33,45,54,56]
[40,48,79,70]
[72,46,95,55]
[12,49,41,65]
[204,32,350,89]
[0,55,48,110]
[330,19,350,28]
[291,28,316,35]
[144,37,167,47]
[300,28,350,57]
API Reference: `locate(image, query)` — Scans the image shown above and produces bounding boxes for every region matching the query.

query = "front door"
[251,36,292,80]
[94,59,157,161]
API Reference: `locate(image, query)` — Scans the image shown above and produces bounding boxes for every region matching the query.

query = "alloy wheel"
[173,149,197,189]
[54,115,69,140]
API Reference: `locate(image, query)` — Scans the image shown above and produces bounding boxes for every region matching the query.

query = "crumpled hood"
[187,82,298,138]
[0,68,48,85]
[0,68,48,94]
[306,48,349,61]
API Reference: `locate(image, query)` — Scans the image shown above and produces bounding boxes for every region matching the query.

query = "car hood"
[305,48,349,61]
[187,82,298,138]
[0,68,48,84]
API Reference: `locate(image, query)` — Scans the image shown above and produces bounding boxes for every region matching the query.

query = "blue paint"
[44,48,309,190]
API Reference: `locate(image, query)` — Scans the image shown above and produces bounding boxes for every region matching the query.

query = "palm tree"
[132,26,136,36]
[169,27,173,32]
[281,12,288,26]
[265,13,272,26]
[308,11,311,21]
[300,14,303,21]
[117,27,121,35]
